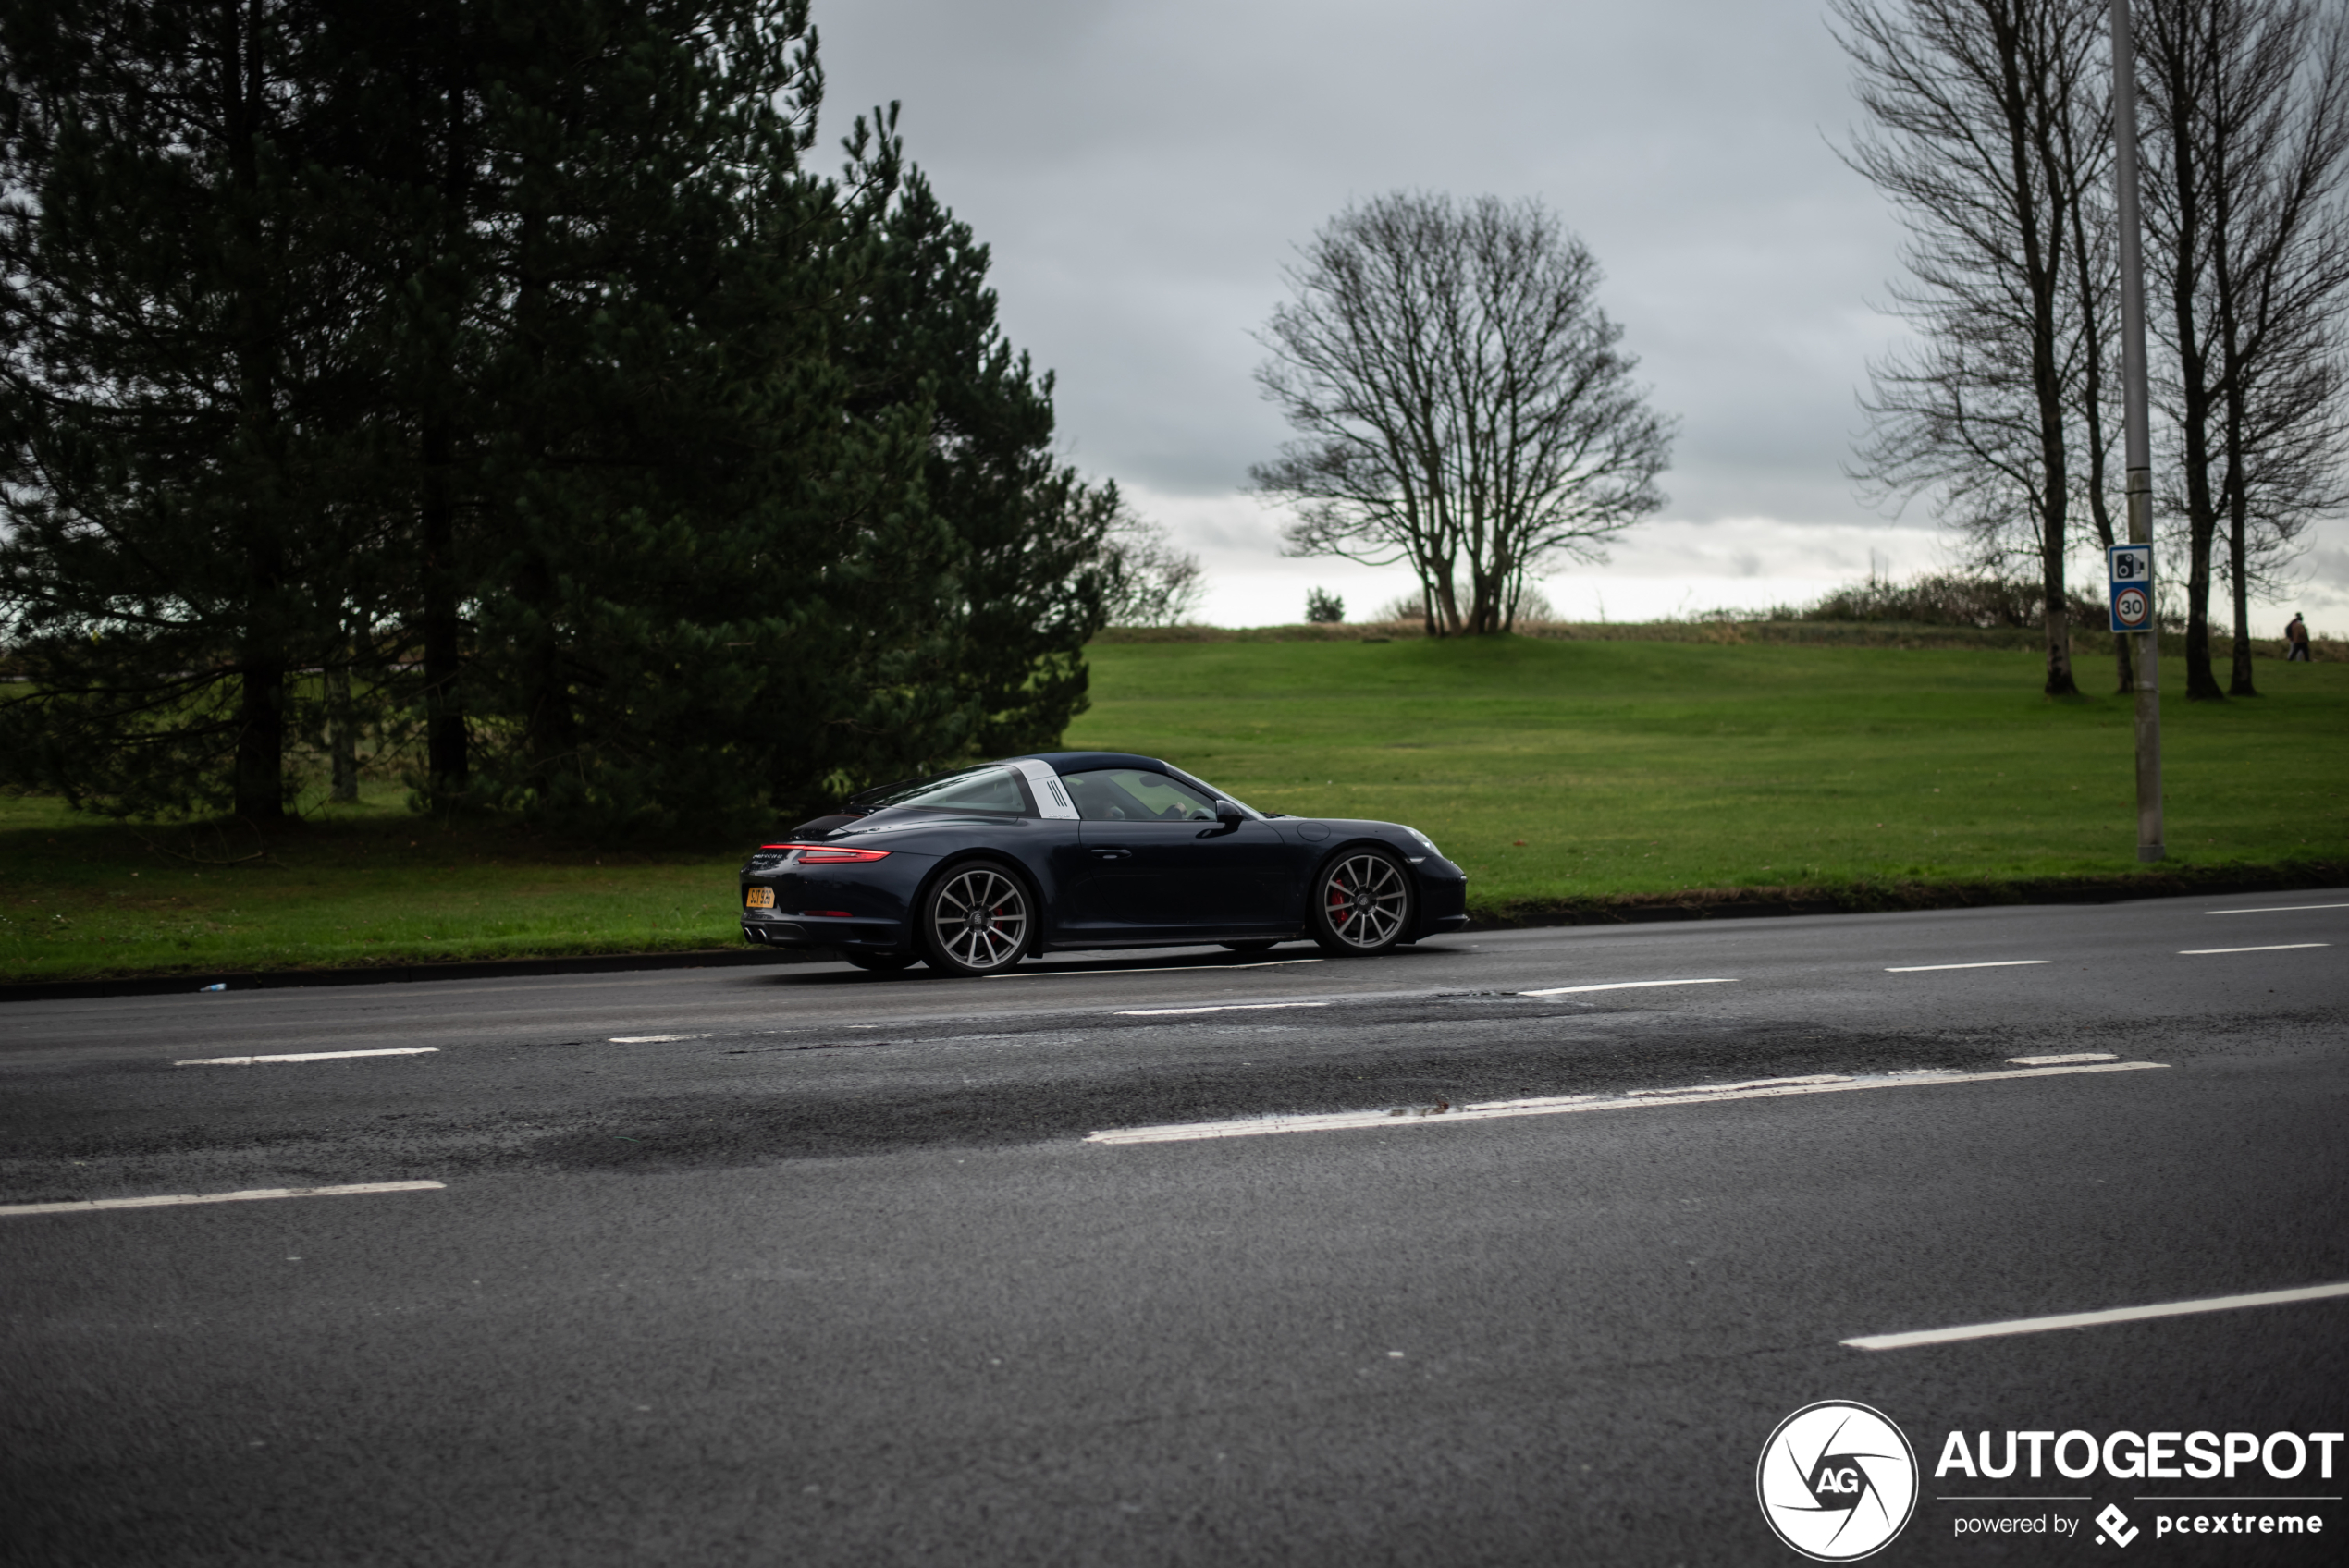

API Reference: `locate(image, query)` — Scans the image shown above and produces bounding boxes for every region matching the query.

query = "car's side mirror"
[1213,800,1246,827]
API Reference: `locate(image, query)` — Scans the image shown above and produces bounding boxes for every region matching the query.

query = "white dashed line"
[176,1047,438,1066]
[1885,960,2051,973]
[1843,1280,2349,1352]
[2206,902,2349,914]
[1117,1002,1333,1017]
[2177,944,2330,955]
[0,1181,447,1219]
[1085,1060,2167,1145]
[2007,1052,2119,1066]
[609,1035,699,1043]
[987,958,1323,979]
[1517,978,1739,997]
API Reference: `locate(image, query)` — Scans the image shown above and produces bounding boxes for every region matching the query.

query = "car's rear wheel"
[919,862,1033,976]
[840,949,918,973]
[1310,849,1413,956]
[1220,940,1279,953]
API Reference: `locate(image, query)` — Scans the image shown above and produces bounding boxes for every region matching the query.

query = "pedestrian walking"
[2284,613,2312,662]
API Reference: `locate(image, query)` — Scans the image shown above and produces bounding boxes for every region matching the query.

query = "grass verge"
[2,634,2343,982]
[0,793,752,984]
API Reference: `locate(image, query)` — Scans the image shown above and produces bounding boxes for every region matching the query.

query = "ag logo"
[1756,1401,1919,1561]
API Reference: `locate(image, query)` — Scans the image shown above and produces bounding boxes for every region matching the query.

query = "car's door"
[1059,767,1297,938]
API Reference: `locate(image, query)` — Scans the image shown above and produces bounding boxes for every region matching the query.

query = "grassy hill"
[1068,636,2347,912]
[3,634,2342,983]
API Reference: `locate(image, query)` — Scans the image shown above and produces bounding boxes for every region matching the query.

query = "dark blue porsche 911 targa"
[738,751,1469,975]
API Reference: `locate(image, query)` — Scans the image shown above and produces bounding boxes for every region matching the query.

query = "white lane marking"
[2177,943,2330,955]
[609,1035,699,1043]
[2008,1052,2118,1066]
[1085,1060,2167,1145]
[1623,1074,1849,1096]
[0,1181,446,1219]
[1843,1280,2349,1352]
[1885,960,2051,972]
[987,958,1323,980]
[2207,902,2349,914]
[1517,978,1738,997]
[176,1047,438,1067]
[1117,1002,1333,1017]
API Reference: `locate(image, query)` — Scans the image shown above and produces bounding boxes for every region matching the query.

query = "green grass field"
[0,791,752,983]
[1072,638,2348,902]
[3,636,2343,982]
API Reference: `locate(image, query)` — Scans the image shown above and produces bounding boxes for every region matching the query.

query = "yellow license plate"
[744,887,775,909]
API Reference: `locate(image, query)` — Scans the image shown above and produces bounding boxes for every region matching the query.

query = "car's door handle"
[1090,848,1132,860]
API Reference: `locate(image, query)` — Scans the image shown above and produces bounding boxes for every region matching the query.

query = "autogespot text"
[1933,1427,2343,1482]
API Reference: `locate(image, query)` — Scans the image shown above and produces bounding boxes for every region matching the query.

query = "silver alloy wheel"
[1316,851,1409,951]
[926,865,1030,974]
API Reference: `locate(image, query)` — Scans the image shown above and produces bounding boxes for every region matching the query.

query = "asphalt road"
[3,893,2345,1566]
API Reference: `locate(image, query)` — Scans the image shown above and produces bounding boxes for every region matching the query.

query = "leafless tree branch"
[1248,193,1673,636]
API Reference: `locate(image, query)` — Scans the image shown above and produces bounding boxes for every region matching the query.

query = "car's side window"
[1061,768,1218,823]
[894,766,1028,815]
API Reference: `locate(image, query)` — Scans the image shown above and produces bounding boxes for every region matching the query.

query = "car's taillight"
[758,842,891,864]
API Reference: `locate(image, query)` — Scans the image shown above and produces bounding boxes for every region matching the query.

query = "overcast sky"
[817,0,2345,631]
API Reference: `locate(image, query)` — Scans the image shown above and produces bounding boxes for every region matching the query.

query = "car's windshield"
[856,766,1028,815]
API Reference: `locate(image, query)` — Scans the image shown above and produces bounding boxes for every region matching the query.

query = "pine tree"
[438,7,965,835]
[0,0,395,819]
[3,0,1121,838]
[842,149,1117,761]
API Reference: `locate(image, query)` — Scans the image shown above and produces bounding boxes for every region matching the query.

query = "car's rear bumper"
[741,911,908,950]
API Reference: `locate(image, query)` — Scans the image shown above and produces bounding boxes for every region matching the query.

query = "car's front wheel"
[1309,849,1414,956]
[919,862,1033,976]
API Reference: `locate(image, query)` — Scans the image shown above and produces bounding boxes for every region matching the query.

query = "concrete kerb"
[0,945,824,1005]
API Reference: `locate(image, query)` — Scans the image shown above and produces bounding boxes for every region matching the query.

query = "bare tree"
[2141,0,2349,698]
[1249,193,1672,637]
[1837,0,2117,698]
[1099,505,1205,628]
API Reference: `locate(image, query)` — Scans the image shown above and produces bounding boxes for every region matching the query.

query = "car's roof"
[1003,751,1169,776]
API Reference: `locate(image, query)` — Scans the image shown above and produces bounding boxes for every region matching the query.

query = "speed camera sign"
[2109,544,2155,632]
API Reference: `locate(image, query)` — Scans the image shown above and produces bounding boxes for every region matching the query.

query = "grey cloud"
[819,0,1911,518]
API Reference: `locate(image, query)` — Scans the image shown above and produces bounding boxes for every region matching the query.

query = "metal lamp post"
[2111,0,2164,862]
